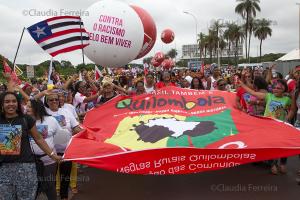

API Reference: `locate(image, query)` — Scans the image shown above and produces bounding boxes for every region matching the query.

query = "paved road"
[71,156,300,200]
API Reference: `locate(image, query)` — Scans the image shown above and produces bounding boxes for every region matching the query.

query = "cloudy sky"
[0,0,298,66]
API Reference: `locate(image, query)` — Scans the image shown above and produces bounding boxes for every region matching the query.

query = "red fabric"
[155,81,176,89]
[3,60,21,85]
[236,87,247,110]
[287,79,296,93]
[64,87,300,175]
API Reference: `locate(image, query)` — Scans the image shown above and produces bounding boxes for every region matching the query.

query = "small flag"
[95,65,102,81]
[27,16,89,57]
[48,58,54,84]
[2,59,21,85]
[14,64,23,76]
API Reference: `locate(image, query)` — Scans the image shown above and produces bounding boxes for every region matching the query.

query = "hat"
[22,83,32,91]
[184,76,193,84]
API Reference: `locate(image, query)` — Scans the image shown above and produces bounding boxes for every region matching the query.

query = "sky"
[0,0,298,66]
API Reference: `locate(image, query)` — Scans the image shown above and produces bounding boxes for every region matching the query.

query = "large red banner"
[64,87,300,175]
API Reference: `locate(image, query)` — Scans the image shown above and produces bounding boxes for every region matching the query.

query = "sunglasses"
[218,84,226,87]
[48,98,59,102]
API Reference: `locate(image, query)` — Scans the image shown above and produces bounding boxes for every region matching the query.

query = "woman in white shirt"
[27,99,62,200]
[44,93,82,200]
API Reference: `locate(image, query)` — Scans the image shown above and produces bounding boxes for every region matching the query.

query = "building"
[181,43,243,60]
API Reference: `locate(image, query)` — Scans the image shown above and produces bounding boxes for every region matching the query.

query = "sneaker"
[271,165,279,175]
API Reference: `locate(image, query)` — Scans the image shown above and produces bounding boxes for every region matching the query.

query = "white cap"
[184,76,193,84]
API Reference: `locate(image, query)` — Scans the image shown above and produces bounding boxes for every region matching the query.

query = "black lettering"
[157,98,167,107]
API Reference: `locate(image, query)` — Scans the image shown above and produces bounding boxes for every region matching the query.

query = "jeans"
[0,163,38,200]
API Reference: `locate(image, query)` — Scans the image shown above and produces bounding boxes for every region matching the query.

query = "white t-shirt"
[145,85,155,94]
[73,92,87,114]
[62,103,78,120]
[30,116,62,165]
[46,107,79,153]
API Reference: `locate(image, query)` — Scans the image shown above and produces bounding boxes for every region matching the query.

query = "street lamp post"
[297,3,300,58]
[216,19,223,68]
[183,11,198,58]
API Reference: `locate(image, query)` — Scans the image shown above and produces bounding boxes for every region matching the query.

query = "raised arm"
[239,81,266,100]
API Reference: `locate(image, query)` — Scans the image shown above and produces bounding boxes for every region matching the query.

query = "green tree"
[166,48,178,59]
[197,32,207,61]
[254,18,272,62]
[143,56,153,64]
[235,0,261,61]
[230,24,244,65]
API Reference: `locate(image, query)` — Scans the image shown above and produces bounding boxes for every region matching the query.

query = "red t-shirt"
[236,87,247,110]
[155,81,176,89]
[287,79,296,93]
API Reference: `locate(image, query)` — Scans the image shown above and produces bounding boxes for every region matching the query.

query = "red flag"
[3,60,21,85]
[64,87,300,175]
[95,65,102,81]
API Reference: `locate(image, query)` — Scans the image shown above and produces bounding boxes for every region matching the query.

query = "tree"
[210,20,224,63]
[235,0,261,61]
[166,48,178,59]
[197,32,207,61]
[230,24,244,65]
[143,56,153,64]
[254,18,272,62]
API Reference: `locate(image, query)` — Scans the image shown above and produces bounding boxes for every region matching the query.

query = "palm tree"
[166,48,178,59]
[211,20,224,63]
[207,29,217,63]
[254,18,272,62]
[235,0,261,61]
[231,24,244,65]
[247,17,255,62]
[197,32,207,61]
[224,22,237,64]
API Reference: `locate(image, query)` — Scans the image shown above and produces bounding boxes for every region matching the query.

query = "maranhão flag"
[95,65,102,81]
[2,59,21,85]
[64,87,300,175]
[27,16,89,57]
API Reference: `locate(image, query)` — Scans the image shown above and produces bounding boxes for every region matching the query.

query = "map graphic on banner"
[64,87,300,175]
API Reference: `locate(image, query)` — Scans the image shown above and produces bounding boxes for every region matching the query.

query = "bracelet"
[50,151,55,156]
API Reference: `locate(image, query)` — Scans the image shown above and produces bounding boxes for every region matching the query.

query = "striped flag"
[27,16,89,57]
[95,65,102,81]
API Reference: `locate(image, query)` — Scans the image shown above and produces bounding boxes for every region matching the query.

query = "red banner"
[64,87,300,175]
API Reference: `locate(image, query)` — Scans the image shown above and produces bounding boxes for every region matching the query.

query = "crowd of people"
[0,63,300,199]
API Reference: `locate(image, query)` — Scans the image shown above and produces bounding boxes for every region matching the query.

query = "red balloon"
[151,58,160,67]
[131,5,157,59]
[161,29,175,44]
[161,59,172,69]
[154,52,165,63]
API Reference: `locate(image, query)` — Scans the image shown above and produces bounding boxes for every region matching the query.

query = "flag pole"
[13,27,25,68]
[79,18,85,67]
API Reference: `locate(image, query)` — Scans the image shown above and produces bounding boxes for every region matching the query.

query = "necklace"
[6,117,17,126]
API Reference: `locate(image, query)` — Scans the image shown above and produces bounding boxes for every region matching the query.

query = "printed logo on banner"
[106,109,238,150]
[0,124,22,155]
